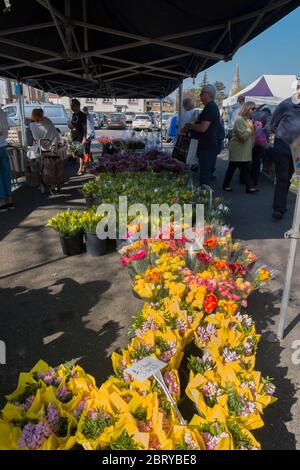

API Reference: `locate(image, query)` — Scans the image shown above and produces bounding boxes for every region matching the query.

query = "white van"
[2,103,69,135]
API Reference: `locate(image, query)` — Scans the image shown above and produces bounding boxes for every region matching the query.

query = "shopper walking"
[270,80,300,219]
[223,102,257,193]
[0,107,14,212]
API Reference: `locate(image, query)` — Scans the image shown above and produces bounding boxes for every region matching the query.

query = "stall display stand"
[275,140,300,340]
[275,175,300,340]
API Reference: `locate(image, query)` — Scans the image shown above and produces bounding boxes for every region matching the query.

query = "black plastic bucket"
[85,232,107,256]
[85,197,96,208]
[60,233,84,256]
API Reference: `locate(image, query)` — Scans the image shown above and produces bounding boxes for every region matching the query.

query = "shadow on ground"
[0,162,92,242]
[214,155,296,241]
[0,276,122,406]
[247,289,297,450]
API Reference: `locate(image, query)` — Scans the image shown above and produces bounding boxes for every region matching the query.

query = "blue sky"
[181,7,300,94]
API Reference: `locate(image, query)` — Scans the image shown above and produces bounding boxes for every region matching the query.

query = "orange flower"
[204,293,218,314]
[204,237,217,250]
[213,260,228,271]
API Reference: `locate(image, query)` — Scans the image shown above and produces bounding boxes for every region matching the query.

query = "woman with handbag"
[223,102,258,193]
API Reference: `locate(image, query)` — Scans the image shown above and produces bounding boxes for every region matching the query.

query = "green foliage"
[188,355,215,375]
[110,431,144,450]
[46,210,83,236]
[227,419,253,449]
[227,387,244,416]
[198,421,226,437]
[11,382,40,406]
[129,344,154,360]
[132,405,148,422]
[83,408,116,440]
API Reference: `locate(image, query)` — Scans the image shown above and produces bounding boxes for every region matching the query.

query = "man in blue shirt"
[270,80,300,219]
[183,84,220,185]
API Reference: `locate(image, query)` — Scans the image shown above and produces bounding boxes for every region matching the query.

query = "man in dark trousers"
[68,99,87,176]
[183,84,220,186]
[270,80,300,219]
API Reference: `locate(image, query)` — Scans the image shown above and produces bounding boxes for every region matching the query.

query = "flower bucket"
[85,232,107,256]
[60,233,84,256]
[85,196,96,208]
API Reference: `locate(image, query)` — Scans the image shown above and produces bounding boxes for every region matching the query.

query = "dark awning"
[0,0,299,98]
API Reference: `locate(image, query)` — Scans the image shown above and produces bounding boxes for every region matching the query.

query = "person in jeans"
[182,84,220,186]
[223,102,257,193]
[0,107,14,212]
[270,80,300,219]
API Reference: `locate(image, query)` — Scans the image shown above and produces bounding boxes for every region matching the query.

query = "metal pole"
[277,176,300,340]
[160,98,163,149]
[178,82,183,131]
[18,81,27,171]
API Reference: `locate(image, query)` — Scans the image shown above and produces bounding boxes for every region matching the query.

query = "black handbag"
[172,135,191,163]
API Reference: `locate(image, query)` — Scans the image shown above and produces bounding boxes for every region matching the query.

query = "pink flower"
[121,256,131,266]
[131,250,147,261]
[164,371,179,395]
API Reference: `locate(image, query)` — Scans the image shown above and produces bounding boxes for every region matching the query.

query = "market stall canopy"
[0,0,299,98]
[223,74,298,106]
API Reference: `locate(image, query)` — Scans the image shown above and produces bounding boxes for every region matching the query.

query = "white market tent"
[223,74,298,107]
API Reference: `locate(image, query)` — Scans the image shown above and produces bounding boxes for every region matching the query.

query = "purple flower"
[44,402,60,433]
[55,384,72,403]
[176,319,188,337]
[18,422,52,450]
[135,318,159,338]
[15,395,35,412]
[38,368,61,386]
[73,398,88,418]
[196,323,217,344]
[222,347,241,364]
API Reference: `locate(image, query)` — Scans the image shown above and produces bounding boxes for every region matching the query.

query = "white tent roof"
[223,74,298,107]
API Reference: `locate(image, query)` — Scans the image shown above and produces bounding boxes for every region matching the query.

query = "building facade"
[48,95,146,114]
[0,77,47,106]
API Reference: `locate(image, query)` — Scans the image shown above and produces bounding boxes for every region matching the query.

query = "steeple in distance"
[230,64,241,96]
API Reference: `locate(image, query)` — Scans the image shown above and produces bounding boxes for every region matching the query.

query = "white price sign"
[125,357,166,382]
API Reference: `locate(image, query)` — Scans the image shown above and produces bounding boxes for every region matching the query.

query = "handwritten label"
[125,356,166,382]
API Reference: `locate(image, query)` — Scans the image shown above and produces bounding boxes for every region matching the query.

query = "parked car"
[107,113,126,130]
[91,112,101,129]
[161,113,173,129]
[125,112,135,124]
[144,111,156,124]
[2,102,69,134]
[98,113,108,128]
[132,114,153,131]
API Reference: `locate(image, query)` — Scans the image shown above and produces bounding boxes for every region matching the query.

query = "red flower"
[229,263,247,276]
[196,252,212,265]
[204,294,218,314]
